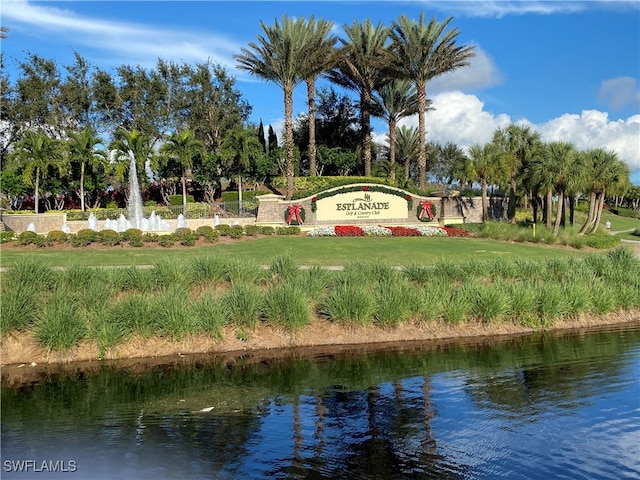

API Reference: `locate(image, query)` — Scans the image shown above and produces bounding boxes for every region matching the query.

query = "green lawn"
[0,236,595,268]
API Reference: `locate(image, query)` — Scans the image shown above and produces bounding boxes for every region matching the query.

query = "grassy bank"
[2,247,639,364]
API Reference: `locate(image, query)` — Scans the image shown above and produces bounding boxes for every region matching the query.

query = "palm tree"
[467,143,502,221]
[12,130,65,214]
[372,79,419,181]
[327,19,390,177]
[235,15,313,199]
[299,18,338,177]
[546,142,577,235]
[160,130,205,215]
[390,13,474,191]
[491,124,541,223]
[219,127,264,211]
[109,128,154,203]
[578,148,629,235]
[395,124,420,183]
[67,127,106,213]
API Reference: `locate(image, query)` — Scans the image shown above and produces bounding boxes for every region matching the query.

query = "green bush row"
[2,249,638,353]
[64,203,212,221]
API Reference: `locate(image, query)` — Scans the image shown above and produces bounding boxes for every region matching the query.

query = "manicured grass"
[0,236,593,268]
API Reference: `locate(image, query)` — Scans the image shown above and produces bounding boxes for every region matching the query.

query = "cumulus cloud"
[2,0,242,72]
[429,45,503,93]
[373,91,640,181]
[598,77,640,111]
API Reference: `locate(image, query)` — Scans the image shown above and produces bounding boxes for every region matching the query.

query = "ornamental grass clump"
[155,286,197,340]
[225,257,265,284]
[111,294,155,338]
[402,263,433,285]
[263,283,312,330]
[472,281,511,323]
[154,258,190,289]
[188,255,228,284]
[5,258,55,291]
[322,282,376,326]
[224,282,263,328]
[505,281,538,326]
[86,305,128,359]
[374,279,411,327]
[0,286,37,335]
[293,266,332,301]
[536,282,569,325]
[192,294,227,338]
[268,254,300,282]
[34,296,86,351]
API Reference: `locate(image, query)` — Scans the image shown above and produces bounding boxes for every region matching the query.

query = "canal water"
[2,325,639,479]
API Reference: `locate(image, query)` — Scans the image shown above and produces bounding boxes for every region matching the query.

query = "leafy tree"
[67,127,106,212]
[395,125,420,183]
[11,130,66,213]
[328,19,390,177]
[372,79,419,180]
[316,145,358,176]
[160,130,205,215]
[390,13,475,191]
[431,141,466,187]
[235,15,312,199]
[219,126,265,206]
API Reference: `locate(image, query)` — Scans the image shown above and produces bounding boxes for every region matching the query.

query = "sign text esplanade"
[316,190,408,222]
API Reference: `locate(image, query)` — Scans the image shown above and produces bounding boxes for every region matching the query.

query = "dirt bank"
[2,311,639,386]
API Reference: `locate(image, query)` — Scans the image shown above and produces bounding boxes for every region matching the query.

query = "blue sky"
[2,0,639,184]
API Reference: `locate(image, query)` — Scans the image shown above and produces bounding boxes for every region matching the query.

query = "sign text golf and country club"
[316,190,408,222]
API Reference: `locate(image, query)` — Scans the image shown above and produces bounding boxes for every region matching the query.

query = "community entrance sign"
[315,189,408,222]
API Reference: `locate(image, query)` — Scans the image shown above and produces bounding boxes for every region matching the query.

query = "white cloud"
[598,77,640,111]
[374,91,640,180]
[429,45,503,93]
[2,0,243,71]
[427,1,638,18]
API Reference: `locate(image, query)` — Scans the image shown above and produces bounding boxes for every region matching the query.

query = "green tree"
[467,143,502,221]
[492,124,542,223]
[328,19,390,177]
[219,127,265,208]
[372,79,419,180]
[160,130,205,215]
[395,125,420,183]
[67,127,106,213]
[390,13,475,191]
[11,130,66,213]
[235,15,312,199]
[109,128,155,192]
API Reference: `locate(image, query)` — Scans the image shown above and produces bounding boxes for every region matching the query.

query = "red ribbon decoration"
[286,204,303,225]
[419,200,434,220]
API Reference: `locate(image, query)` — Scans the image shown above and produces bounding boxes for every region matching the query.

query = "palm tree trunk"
[545,189,553,230]
[417,84,427,191]
[80,162,86,213]
[182,172,187,216]
[589,189,606,234]
[481,178,488,221]
[508,176,518,223]
[284,85,295,200]
[388,120,397,181]
[34,167,40,214]
[552,189,564,235]
[579,191,597,234]
[361,89,372,177]
[307,78,317,177]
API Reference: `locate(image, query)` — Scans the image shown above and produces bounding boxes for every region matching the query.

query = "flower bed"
[306,225,464,237]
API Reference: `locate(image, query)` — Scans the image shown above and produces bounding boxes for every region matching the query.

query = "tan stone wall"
[2,214,67,234]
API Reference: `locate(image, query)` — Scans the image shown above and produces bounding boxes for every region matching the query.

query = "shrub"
[129,237,144,247]
[216,224,231,236]
[261,226,275,235]
[121,228,143,242]
[74,228,98,246]
[229,225,244,239]
[0,231,15,243]
[158,236,175,247]
[173,228,198,246]
[275,226,300,236]
[169,194,194,206]
[16,231,39,245]
[46,230,68,243]
[263,283,312,330]
[142,233,159,243]
[244,224,261,236]
[98,229,121,246]
[610,207,640,219]
[196,225,215,237]
[34,297,86,351]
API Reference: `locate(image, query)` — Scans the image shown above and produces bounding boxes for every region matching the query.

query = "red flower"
[385,226,420,237]
[335,225,365,237]
[442,226,470,237]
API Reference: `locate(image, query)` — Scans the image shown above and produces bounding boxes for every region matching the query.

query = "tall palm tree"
[219,127,264,210]
[578,148,629,235]
[395,124,420,183]
[491,124,541,223]
[467,143,502,221]
[160,130,205,215]
[299,18,338,177]
[67,127,106,213]
[546,141,577,235]
[12,130,65,214]
[327,19,390,177]
[390,12,474,191]
[372,79,419,181]
[235,15,313,199]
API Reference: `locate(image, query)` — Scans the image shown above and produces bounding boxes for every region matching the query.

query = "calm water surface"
[2,325,639,480]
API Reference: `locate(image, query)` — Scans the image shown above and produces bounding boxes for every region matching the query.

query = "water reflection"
[2,326,639,479]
